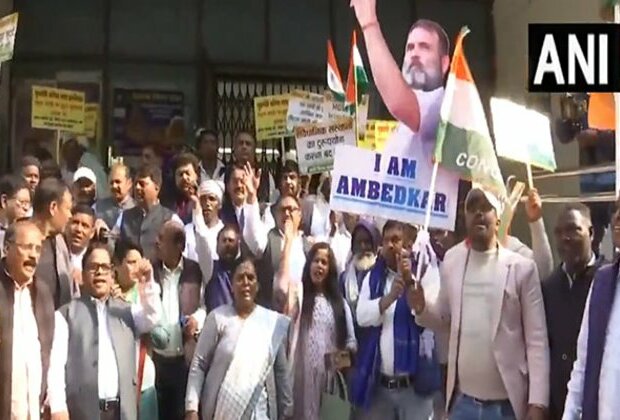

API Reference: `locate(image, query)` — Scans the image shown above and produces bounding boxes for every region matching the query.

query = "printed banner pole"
[526,162,534,189]
[55,130,61,164]
[415,161,439,283]
[616,4,620,198]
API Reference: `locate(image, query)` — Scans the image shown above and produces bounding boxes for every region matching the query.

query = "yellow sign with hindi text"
[31,86,86,133]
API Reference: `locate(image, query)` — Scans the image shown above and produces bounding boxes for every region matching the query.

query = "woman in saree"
[293,242,357,420]
[184,256,293,420]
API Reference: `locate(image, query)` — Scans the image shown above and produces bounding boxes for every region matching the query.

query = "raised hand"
[137,259,153,285]
[407,280,426,313]
[525,187,543,223]
[350,0,378,28]
[243,162,261,200]
[397,250,413,284]
[283,218,296,242]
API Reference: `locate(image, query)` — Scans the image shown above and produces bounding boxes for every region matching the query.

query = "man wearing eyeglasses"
[0,220,54,420]
[0,174,32,256]
[47,244,162,420]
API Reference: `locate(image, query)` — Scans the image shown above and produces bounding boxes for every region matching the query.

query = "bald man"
[152,221,204,420]
[95,163,135,230]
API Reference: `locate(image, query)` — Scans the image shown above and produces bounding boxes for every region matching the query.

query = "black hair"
[382,220,406,236]
[172,152,200,175]
[71,203,96,220]
[300,242,347,350]
[0,174,30,204]
[4,219,38,246]
[39,159,62,181]
[276,160,300,187]
[113,240,144,264]
[196,128,219,147]
[409,19,450,56]
[32,178,69,216]
[21,155,41,170]
[217,223,241,241]
[135,164,163,187]
[560,203,592,224]
[82,242,112,271]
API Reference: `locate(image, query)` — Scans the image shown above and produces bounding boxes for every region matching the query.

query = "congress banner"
[295,118,356,175]
[31,86,85,133]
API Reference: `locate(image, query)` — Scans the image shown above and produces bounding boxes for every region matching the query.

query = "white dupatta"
[213,306,284,420]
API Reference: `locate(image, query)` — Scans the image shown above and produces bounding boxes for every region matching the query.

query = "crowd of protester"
[0,125,617,420]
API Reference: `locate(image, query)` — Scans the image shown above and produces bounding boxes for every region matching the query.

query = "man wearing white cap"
[72,167,97,208]
[61,136,109,199]
[183,180,224,262]
[410,187,549,420]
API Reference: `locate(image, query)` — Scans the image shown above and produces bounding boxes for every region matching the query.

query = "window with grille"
[215,77,325,174]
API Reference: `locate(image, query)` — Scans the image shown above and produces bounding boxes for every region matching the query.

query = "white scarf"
[214,307,279,420]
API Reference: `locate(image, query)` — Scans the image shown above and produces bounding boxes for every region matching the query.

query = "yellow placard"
[358,120,376,150]
[374,120,398,152]
[254,94,290,141]
[31,86,86,133]
[82,103,99,138]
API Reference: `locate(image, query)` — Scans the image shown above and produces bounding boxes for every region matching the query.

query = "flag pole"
[353,30,360,143]
[415,160,439,283]
[526,162,534,189]
[615,3,620,199]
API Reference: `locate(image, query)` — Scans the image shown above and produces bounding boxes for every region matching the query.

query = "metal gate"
[215,77,325,174]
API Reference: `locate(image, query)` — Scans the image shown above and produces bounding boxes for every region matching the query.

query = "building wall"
[492,0,603,261]
[7,0,493,167]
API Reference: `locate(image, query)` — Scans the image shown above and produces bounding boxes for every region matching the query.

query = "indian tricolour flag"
[433,26,506,198]
[327,40,345,102]
[345,30,369,109]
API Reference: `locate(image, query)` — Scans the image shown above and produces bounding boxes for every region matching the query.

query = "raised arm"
[191,196,214,281]
[242,163,270,256]
[350,0,421,132]
[525,188,554,280]
[131,260,162,334]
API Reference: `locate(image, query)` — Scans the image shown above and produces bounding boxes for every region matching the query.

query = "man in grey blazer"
[47,243,161,420]
[95,163,135,230]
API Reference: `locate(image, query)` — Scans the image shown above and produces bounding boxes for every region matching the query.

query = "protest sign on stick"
[295,118,356,175]
[0,13,18,63]
[490,97,557,189]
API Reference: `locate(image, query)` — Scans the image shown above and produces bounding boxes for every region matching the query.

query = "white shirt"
[242,201,306,285]
[356,254,439,377]
[47,281,162,414]
[309,197,332,242]
[155,260,184,357]
[357,269,399,375]
[563,277,620,419]
[183,220,224,262]
[329,227,352,276]
[199,160,226,182]
[11,282,42,420]
[69,248,87,271]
